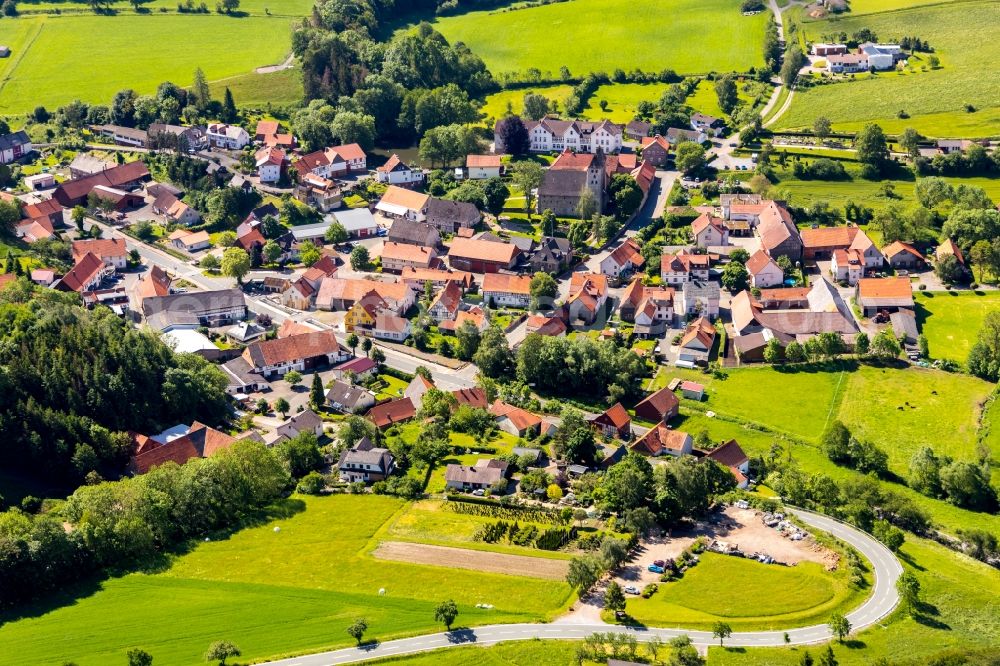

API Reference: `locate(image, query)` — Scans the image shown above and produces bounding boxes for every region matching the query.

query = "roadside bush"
[641,583,658,598]
[296,471,326,495]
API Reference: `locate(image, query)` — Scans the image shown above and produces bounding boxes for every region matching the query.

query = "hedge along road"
[260,508,903,665]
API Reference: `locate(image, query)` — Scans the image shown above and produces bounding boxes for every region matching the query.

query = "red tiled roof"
[452,387,488,408]
[60,252,104,292]
[243,330,340,367]
[366,397,416,428]
[883,240,922,260]
[630,424,689,456]
[72,238,126,262]
[634,387,679,420]
[598,402,630,429]
[705,439,748,468]
[449,237,519,265]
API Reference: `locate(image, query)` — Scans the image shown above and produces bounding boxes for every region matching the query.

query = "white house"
[372,313,411,341]
[465,154,503,180]
[0,131,32,164]
[274,409,325,441]
[850,229,884,269]
[481,273,532,308]
[376,186,429,222]
[690,113,725,137]
[660,253,710,284]
[746,250,784,288]
[600,238,644,279]
[831,249,864,285]
[691,213,729,248]
[206,123,250,150]
[375,154,424,185]
[255,147,285,184]
[499,118,623,154]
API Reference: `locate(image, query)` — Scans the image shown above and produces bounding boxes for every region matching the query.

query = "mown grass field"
[583,83,669,124]
[779,1,1000,137]
[431,0,768,77]
[372,535,1000,666]
[208,66,303,107]
[0,8,308,114]
[0,495,572,666]
[650,362,1000,537]
[914,290,1000,364]
[626,552,863,631]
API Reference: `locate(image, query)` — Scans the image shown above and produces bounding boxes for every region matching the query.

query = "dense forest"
[0,280,230,487]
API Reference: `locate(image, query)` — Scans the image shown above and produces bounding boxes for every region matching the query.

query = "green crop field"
[914,291,1000,364]
[430,0,769,78]
[0,5,309,114]
[844,0,963,15]
[778,1,1000,137]
[626,552,863,630]
[0,495,571,666]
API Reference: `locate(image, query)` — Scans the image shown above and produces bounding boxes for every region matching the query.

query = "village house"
[274,409,325,443]
[666,127,706,145]
[755,201,803,262]
[827,42,902,73]
[69,153,114,178]
[600,238,644,279]
[526,236,573,273]
[372,313,412,341]
[490,401,547,438]
[294,143,367,180]
[677,317,716,367]
[622,280,675,336]
[936,238,965,267]
[55,253,110,294]
[482,272,532,308]
[625,120,652,141]
[401,266,474,292]
[167,229,210,253]
[0,130,32,164]
[24,173,55,190]
[339,436,395,483]
[72,238,127,270]
[327,380,378,414]
[691,212,729,248]
[53,161,150,207]
[634,386,680,423]
[590,403,631,440]
[428,280,463,321]
[811,42,848,56]
[496,117,623,154]
[524,314,567,337]
[425,198,481,233]
[366,397,416,430]
[379,242,438,273]
[93,124,148,148]
[831,248,864,285]
[660,252,710,284]
[129,422,246,474]
[680,280,721,320]
[445,458,508,492]
[536,150,607,217]
[386,218,441,249]
[255,147,286,184]
[855,277,914,317]
[206,123,250,150]
[377,186,430,222]
[148,123,206,150]
[464,154,503,180]
[344,291,388,332]
[882,241,925,270]
[690,112,726,137]
[316,277,415,314]
[152,191,201,226]
[704,439,751,488]
[333,208,379,238]
[375,154,424,186]
[566,272,608,324]
[403,374,435,410]
[440,306,489,334]
[242,330,349,378]
[639,135,671,167]
[225,321,266,345]
[331,355,378,380]
[294,174,342,213]
[631,425,692,458]
[447,237,520,273]
[746,249,784,288]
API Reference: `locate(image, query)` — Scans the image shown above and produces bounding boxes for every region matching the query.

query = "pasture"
[625,553,862,630]
[778,1,1000,137]
[0,9,306,114]
[914,290,1000,364]
[430,0,769,78]
[0,495,571,666]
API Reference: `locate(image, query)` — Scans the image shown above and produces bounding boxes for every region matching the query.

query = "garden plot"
[373,541,570,580]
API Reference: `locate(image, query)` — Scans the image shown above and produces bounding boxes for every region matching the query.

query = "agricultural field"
[914,290,1000,363]
[370,536,1000,666]
[0,495,572,666]
[479,85,573,124]
[779,1,1000,137]
[626,553,863,631]
[0,6,309,114]
[430,0,769,78]
[207,66,304,108]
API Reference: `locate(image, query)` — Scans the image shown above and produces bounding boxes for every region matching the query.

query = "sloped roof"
[799,225,859,249]
[366,397,416,428]
[680,316,716,349]
[449,237,519,265]
[705,439,748,468]
[379,185,430,211]
[756,201,799,252]
[634,387,679,419]
[244,330,340,367]
[746,249,779,276]
[883,240,923,260]
[631,425,689,455]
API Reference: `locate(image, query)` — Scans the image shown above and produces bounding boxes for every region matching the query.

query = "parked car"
[624,585,640,595]
[614,610,627,621]
[653,559,666,567]
[647,564,665,574]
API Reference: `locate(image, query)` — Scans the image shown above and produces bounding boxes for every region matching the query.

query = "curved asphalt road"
[260,509,902,665]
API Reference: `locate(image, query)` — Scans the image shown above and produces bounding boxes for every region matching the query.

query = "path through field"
[373,542,570,580]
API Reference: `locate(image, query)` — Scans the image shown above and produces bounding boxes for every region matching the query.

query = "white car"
[624,585,640,595]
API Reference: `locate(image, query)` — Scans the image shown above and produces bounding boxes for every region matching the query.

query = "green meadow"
[0,8,308,114]
[0,495,571,666]
[372,536,1000,666]
[431,0,769,77]
[779,1,1000,137]
[914,291,1000,365]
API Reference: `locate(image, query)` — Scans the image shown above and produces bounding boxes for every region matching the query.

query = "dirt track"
[373,541,569,580]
